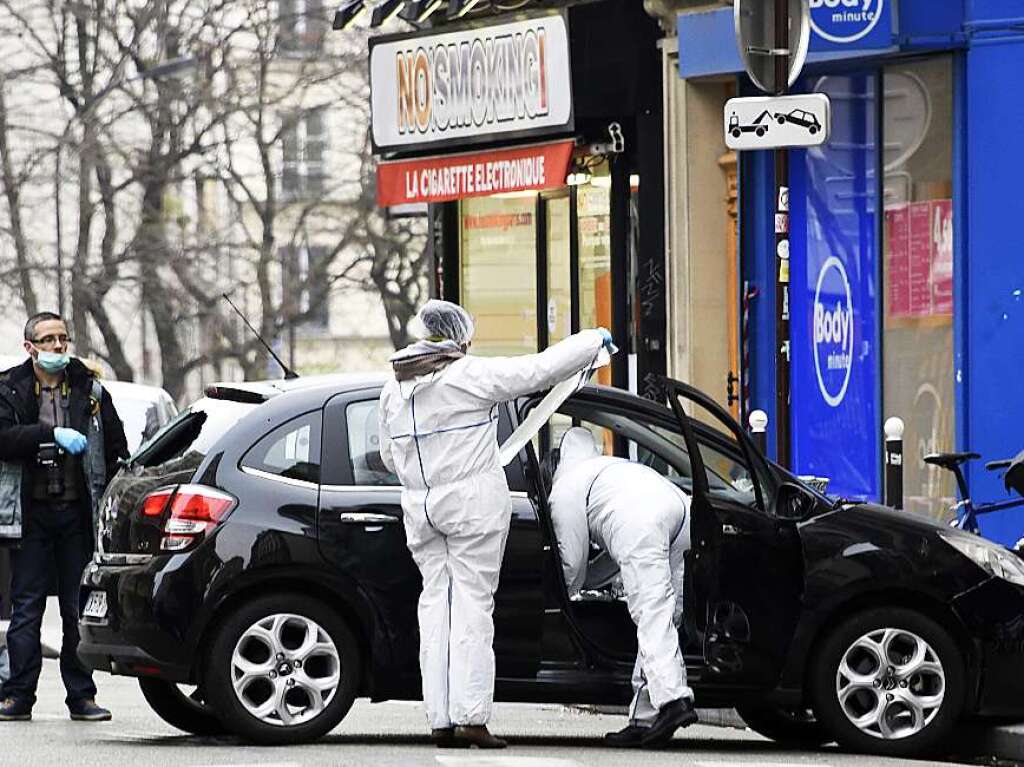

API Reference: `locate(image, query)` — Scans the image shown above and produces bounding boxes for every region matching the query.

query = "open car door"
[663,378,804,691]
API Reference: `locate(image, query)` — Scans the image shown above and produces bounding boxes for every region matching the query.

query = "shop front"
[370,0,666,417]
[673,1,1024,543]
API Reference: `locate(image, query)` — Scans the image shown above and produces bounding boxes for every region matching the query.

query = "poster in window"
[885,200,953,318]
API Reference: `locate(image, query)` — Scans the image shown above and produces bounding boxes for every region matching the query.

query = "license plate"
[82,591,108,620]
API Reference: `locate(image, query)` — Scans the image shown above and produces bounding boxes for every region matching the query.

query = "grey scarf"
[390,339,466,382]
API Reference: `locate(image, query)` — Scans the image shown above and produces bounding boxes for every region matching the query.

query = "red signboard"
[377,140,574,207]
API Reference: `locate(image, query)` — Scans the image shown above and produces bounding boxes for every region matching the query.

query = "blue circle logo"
[813,257,854,407]
[810,0,885,44]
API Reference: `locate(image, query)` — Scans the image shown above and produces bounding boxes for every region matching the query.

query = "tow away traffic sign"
[725,93,831,151]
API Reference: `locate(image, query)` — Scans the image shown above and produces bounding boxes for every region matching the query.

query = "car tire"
[810,607,965,758]
[731,129,741,138]
[777,116,786,124]
[736,703,833,748]
[756,127,766,136]
[138,678,226,736]
[205,593,362,745]
[809,125,819,135]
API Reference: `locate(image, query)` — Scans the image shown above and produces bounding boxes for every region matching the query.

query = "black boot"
[453,724,508,749]
[431,727,468,748]
[604,723,647,746]
[640,698,698,748]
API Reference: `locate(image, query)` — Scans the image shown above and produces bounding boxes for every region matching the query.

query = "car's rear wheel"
[205,593,362,745]
[138,678,226,736]
[736,703,832,748]
[810,607,965,758]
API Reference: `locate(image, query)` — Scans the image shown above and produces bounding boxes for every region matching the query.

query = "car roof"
[205,372,390,405]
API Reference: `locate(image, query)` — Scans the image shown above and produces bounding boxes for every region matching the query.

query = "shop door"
[544,193,573,347]
[789,71,881,501]
[538,192,574,456]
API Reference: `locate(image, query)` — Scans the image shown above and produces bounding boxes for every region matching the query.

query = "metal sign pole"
[773,0,791,468]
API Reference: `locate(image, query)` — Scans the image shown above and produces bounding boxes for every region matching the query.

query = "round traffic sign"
[734,0,810,94]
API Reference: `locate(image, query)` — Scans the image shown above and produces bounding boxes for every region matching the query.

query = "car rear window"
[132,397,257,469]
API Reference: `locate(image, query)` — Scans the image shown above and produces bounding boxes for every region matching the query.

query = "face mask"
[35,350,71,373]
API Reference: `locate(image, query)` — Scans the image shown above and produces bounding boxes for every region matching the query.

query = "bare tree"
[0,0,429,401]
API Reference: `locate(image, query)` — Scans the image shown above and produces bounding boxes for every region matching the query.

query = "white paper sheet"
[497,347,613,467]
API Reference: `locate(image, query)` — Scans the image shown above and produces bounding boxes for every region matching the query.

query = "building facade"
[368,0,669,442]
[667,0,1024,543]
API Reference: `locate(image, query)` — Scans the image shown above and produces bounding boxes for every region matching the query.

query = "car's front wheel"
[205,594,362,745]
[138,678,226,736]
[810,607,965,758]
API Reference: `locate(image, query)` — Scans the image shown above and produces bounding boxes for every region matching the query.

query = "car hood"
[823,501,951,534]
[798,501,990,601]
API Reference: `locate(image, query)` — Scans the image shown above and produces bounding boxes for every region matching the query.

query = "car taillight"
[141,489,173,517]
[139,484,236,552]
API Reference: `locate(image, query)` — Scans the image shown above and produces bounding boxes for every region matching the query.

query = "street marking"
[697,763,831,767]
[437,759,583,767]
[190,764,302,767]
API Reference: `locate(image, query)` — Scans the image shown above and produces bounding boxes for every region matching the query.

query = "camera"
[36,442,65,497]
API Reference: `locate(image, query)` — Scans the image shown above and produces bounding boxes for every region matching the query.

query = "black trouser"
[1,501,95,706]
[0,548,11,619]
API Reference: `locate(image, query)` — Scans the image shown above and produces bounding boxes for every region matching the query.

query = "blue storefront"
[677,1,1024,543]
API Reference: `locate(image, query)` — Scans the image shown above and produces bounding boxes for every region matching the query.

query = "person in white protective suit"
[546,427,697,748]
[377,299,613,749]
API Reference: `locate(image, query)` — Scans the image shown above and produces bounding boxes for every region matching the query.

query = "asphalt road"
[0,659,987,767]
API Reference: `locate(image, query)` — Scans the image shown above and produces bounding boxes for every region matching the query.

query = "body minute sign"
[369,13,573,151]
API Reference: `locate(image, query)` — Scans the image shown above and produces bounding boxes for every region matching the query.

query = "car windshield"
[131,397,257,471]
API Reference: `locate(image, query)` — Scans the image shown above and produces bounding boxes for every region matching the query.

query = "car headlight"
[939,532,1024,587]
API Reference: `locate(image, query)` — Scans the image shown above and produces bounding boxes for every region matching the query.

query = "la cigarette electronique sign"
[369,12,574,152]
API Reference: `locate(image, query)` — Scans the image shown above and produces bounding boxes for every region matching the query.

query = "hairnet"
[557,427,602,470]
[416,299,475,345]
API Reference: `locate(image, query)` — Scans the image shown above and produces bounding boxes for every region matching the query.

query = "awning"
[376,139,574,207]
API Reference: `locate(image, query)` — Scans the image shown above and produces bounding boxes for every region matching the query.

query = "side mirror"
[774,482,817,520]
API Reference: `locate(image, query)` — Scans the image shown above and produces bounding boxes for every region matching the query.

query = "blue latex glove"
[596,327,615,350]
[53,427,87,455]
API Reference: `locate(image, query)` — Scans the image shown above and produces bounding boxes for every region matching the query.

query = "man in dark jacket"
[0,312,128,721]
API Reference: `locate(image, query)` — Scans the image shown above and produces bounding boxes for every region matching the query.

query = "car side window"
[241,410,322,484]
[680,401,772,511]
[346,400,399,486]
[544,399,764,509]
[692,430,760,507]
[546,402,695,494]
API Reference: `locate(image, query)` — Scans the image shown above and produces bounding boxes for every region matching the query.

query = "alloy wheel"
[230,613,341,727]
[835,627,945,740]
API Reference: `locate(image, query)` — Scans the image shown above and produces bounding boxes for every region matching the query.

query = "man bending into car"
[545,427,696,748]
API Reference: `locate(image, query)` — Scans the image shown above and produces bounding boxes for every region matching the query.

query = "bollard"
[749,410,768,456]
[884,416,905,510]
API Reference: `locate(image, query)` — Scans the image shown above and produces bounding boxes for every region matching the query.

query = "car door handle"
[338,512,399,525]
[722,524,742,536]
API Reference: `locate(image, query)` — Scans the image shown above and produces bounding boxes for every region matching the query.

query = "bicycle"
[923,449,1024,538]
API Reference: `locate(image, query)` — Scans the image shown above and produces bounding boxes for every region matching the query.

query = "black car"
[79,373,1024,756]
